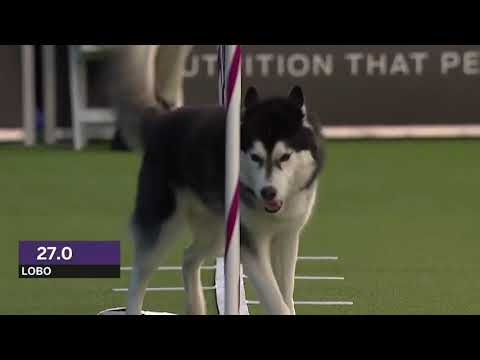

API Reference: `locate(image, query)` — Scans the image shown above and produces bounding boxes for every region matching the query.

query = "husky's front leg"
[241,243,291,315]
[272,232,301,315]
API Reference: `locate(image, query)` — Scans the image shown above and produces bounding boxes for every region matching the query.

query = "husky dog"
[116,83,326,316]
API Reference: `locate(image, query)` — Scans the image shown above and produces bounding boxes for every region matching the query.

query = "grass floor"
[1,139,479,315]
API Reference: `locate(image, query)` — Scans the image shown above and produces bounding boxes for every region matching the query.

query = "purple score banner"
[19,241,120,266]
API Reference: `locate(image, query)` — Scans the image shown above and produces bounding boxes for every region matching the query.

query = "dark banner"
[3,45,480,132]
[184,45,480,126]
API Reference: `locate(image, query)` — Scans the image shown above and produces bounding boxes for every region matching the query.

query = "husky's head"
[240,86,325,215]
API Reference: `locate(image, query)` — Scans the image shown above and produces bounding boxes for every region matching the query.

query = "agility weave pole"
[218,45,243,315]
[215,258,250,315]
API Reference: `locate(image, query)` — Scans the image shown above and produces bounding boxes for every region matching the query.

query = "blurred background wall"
[1,45,480,144]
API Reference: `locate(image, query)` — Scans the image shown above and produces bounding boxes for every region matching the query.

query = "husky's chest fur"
[240,186,318,241]
[176,182,318,256]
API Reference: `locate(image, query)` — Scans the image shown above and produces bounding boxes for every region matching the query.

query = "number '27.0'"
[37,247,73,261]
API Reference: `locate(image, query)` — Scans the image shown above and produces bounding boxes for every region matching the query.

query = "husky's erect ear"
[244,87,260,109]
[289,86,305,109]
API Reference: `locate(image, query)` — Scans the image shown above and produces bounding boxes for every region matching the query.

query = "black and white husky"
[114,65,326,314]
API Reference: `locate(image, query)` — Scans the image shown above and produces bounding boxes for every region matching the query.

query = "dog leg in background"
[271,232,301,315]
[241,242,291,315]
[109,45,193,151]
[109,45,160,151]
[154,45,194,109]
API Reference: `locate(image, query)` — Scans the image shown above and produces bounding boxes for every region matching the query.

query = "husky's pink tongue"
[265,200,283,213]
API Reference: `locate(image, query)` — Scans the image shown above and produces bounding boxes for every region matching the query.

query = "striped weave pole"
[218,45,242,315]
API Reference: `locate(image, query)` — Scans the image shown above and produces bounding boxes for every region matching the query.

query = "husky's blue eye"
[279,154,292,163]
[251,154,263,164]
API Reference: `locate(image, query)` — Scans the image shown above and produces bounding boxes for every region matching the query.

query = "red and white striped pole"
[219,45,242,315]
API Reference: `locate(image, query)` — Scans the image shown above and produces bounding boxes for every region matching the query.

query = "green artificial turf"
[1,140,479,315]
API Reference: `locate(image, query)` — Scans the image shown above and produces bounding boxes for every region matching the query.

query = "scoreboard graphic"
[19,241,121,279]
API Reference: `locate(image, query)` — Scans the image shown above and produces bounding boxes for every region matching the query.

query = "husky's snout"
[261,187,284,214]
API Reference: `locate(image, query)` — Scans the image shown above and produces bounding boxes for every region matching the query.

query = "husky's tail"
[107,45,194,150]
